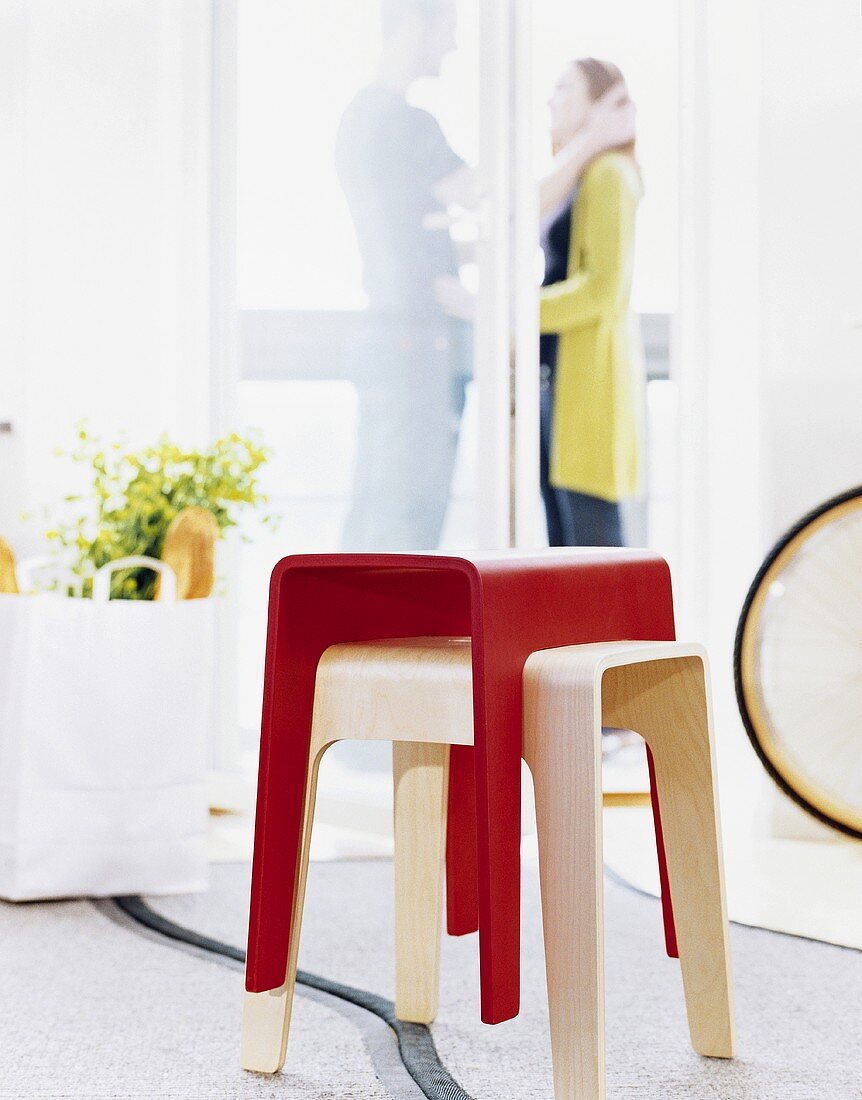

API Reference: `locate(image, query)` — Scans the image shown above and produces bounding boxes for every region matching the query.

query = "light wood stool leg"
[241,742,328,1073]
[524,663,605,1100]
[242,638,473,1075]
[393,741,450,1023]
[602,655,735,1059]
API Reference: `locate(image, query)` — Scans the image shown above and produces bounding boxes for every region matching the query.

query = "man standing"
[335,0,471,551]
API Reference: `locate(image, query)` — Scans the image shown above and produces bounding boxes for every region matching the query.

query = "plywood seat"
[244,551,681,1029]
[242,636,735,1098]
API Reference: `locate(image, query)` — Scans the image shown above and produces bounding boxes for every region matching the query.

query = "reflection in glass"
[235,0,480,738]
[335,0,473,551]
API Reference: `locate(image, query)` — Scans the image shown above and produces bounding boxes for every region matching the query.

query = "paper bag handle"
[92,557,177,603]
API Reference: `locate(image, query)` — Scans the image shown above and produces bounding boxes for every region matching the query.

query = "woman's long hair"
[575,57,637,161]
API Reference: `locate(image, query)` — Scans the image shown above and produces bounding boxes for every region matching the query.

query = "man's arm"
[540,83,636,218]
[432,163,476,209]
[429,82,635,223]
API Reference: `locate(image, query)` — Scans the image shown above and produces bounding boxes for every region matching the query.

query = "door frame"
[674,0,764,739]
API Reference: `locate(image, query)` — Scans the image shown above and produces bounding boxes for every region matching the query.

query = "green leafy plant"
[45,425,276,599]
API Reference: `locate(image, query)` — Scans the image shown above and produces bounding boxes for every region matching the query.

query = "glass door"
[213,0,524,836]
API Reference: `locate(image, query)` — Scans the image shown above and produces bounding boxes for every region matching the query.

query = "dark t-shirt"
[335,86,464,314]
[539,190,577,370]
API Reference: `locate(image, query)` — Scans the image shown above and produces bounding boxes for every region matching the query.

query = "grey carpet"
[1,860,860,1098]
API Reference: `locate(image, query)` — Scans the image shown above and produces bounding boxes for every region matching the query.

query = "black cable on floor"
[112,895,474,1100]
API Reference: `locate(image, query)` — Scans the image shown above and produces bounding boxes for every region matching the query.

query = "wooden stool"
[245,551,680,1027]
[242,637,735,1096]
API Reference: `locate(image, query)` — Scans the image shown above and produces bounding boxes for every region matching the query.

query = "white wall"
[0,0,212,551]
[759,0,862,539]
[0,2,30,536]
[677,0,764,710]
[678,0,862,825]
[755,1,862,833]
[681,0,862,655]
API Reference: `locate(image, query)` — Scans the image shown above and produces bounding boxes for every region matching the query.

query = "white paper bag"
[0,557,213,900]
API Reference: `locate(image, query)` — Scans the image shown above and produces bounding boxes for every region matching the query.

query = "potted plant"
[42,424,275,599]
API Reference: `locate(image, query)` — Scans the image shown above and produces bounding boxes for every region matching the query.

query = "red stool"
[245,550,679,1028]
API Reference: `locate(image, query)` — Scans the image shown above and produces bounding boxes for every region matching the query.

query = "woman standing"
[540,58,644,546]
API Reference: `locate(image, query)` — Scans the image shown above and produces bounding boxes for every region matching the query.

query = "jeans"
[341,317,470,552]
[539,364,624,547]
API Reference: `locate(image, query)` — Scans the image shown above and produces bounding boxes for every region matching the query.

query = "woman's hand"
[540,81,636,218]
[582,81,636,158]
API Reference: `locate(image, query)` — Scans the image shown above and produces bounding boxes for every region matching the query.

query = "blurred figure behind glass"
[539,58,644,548]
[335,0,471,552]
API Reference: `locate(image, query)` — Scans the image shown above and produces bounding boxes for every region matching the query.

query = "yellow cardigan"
[539,152,644,503]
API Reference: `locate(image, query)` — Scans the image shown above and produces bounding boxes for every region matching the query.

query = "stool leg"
[524,670,605,1100]
[242,742,327,1073]
[602,656,735,1059]
[445,745,480,936]
[393,741,450,1023]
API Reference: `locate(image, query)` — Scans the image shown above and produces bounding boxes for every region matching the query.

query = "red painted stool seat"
[245,550,678,1024]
